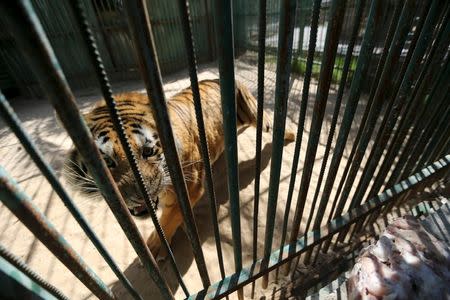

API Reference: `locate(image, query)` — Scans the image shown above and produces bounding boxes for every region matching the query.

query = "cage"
[0,0,449,299]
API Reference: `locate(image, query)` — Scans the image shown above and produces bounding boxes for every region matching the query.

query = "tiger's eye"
[142,146,154,159]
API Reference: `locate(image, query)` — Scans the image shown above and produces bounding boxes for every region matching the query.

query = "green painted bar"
[0,1,174,298]
[177,0,225,281]
[306,0,365,232]
[70,1,188,297]
[349,0,441,209]
[253,0,267,265]
[0,244,68,300]
[188,155,450,299]
[386,55,450,187]
[263,0,298,260]
[326,0,403,222]
[0,166,114,300]
[289,0,348,246]
[334,0,418,215]
[212,0,242,272]
[0,255,59,300]
[367,12,450,198]
[0,90,142,300]
[320,0,387,252]
[280,0,322,255]
[123,0,210,288]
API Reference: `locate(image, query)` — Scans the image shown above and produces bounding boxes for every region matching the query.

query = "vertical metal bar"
[334,0,418,215]
[350,0,440,209]
[212,0,242,273]
[326,0,403,222]
[320,0,386,253]
[261,0,297,287]
[254,0,267,266]
[423,112,450,166]
[263,0,297,261]
[306,0,365,233]
[367,11,450,198]
[0,243,69,300]
[123,0,211,288]
[0,166,114,300]
[386,57,450,186]
[0,2,174,299]
[69,1,189,296]
[0,91,142,300]
[289,0,349,247]
[176,0,226,281]
[280,0,322,267]
[300,0,366,264]
[401,88,450,177]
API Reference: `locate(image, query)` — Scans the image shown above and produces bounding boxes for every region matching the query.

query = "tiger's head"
[62,93,170,212]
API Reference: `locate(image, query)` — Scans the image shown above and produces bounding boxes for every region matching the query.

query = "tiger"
[63,79,295,258]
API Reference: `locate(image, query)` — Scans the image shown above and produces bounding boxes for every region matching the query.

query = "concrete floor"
[0,56,374,299]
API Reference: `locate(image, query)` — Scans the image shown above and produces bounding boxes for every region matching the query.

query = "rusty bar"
[176,0,225,281]
[0,1,174,298]
[0,166,114,300]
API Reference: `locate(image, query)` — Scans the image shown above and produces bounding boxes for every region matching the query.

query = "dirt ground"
[0,57,374,299]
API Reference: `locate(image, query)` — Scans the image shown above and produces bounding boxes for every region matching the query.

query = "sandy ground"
[0,57,375,299]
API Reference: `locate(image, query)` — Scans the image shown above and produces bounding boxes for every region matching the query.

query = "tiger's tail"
[236,81,295,142]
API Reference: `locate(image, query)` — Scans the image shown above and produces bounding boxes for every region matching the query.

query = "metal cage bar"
[0,1,174,299]
[0,166,114,300]
[123,0,211,288]
[189,155,450,299]
[212,0,242,273]
[1,0,449,299]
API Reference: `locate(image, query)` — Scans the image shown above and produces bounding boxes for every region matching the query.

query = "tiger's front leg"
[146,184,204,259]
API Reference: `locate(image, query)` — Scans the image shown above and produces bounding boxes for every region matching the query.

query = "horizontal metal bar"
[0,166,114,300]
[188,155,450,299]
[0,243,68,300]
[0,1,173,299]
[123,0,210,287]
